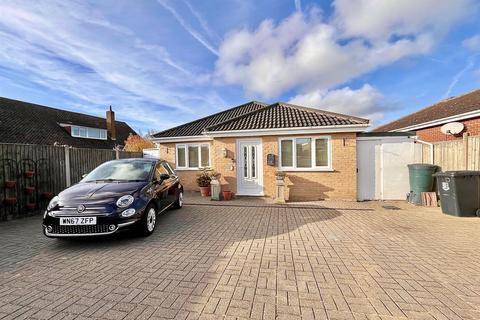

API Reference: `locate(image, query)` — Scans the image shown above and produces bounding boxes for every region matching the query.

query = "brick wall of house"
[160,133,357,201]
[415,117,480,142]
[212,138,238,193]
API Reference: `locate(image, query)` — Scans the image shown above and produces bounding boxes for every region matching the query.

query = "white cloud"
[215,0,475,101]
[333,0,474,41]
[0,0,226,131]
[289,84,388,122]
[462,34,480,51]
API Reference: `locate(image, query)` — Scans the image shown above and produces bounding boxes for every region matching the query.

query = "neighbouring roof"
[153,101,369,138]
[374,89,480,132]
[0,97,137,149]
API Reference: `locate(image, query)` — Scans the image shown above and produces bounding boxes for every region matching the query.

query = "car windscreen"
[82,161,154,182]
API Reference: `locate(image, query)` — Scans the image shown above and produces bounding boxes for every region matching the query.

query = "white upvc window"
[176,143,210,170]
[71,126,107,140]
[279,136,332,171]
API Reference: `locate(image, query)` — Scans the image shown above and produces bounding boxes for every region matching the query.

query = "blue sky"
[0,0,479,135]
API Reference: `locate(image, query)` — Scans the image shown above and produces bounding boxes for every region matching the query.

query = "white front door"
[237,139,263,196]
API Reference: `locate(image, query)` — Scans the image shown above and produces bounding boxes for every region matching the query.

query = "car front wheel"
[138,204,157,236]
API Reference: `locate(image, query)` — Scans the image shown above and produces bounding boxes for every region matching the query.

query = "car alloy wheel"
[174,191,183,209]
[146,207,156,232]
[138,204,157,236]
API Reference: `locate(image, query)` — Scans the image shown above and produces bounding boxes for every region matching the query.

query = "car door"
[161,162,178,205]
[152,162,172,211]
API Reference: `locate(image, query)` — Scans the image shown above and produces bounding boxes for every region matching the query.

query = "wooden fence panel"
[1,143,144,220]
[468,136,480,170]
[433,140,464,171]
[69,148,116,184]
[118,151,143,159]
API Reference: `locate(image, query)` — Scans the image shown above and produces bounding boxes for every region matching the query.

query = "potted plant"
[25,203,36,210]
[24,186,35,194]
[41,191,54,200]
[4,180,16,189]
[222,190,234,201]
[196,169,212,197]
[3,197,17,206]
[24,170,35,178]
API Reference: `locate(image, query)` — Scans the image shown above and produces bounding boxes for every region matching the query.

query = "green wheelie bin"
[433,171,480,217]
[407,164,438,205]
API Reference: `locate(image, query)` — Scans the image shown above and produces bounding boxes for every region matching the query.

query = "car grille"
[50,224,113,235]
[51,205,113,217]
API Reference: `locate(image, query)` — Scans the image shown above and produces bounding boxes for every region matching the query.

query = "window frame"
[71,125,108,140]
[278,136,332,171]
[175,143,211,170]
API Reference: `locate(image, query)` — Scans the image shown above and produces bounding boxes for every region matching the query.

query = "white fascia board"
[151,135,213,143]
[392,109,480,132]
[356,136,413,142]
[206,124,369,137]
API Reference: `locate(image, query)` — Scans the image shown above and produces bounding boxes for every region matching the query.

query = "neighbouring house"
[374,89,480,142]
[152,101,369,201]
[0,97,136,149]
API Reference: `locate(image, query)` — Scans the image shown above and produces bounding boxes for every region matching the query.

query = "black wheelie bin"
[433,171,480,217]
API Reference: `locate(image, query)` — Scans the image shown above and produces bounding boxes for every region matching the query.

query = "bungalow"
[152,101,369,201]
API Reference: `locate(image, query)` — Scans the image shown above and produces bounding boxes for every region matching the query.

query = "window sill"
[278,168,335,172]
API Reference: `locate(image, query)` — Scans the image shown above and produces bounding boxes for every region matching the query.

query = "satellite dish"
[440,122,464,135]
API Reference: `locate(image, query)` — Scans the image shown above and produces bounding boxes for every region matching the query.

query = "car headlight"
[116,195,134,208]
[47,196,59,211]
[121,208,136,217]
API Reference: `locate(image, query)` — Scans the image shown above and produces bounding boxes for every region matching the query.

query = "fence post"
[65,146,71,187]
[463,133,469,170]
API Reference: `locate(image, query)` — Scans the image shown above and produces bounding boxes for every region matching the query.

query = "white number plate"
[60,217,97,225]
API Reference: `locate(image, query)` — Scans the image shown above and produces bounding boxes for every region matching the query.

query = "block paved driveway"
[1,199,480,320]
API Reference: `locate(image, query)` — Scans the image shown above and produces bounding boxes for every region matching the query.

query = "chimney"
[106,106,116,140]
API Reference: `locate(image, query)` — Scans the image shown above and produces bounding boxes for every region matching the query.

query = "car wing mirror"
[81,173,87,179]
[160,173,170,181]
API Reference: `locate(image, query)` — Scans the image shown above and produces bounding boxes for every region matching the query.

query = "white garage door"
[357,137,420,200]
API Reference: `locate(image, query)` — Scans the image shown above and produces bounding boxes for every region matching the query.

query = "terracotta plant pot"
[24,171,35,178]
[4,180,16,189]
[4,198,17,206]
[25,203,36,210]
[41,192,54,200]
[222,191,234,201]
[199,186,211,197]
[25,186,35,194]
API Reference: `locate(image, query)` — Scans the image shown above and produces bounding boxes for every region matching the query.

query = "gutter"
[392,109,480,132]
[412,137,434,164]
[152,124,370,142]
[205,124,370,137]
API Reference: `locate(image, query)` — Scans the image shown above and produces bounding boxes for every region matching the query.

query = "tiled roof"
[374,89,480,132]
[0,97,137,149]
[153,101,368,138]
[152,101,268,137]
[206,103,368,132]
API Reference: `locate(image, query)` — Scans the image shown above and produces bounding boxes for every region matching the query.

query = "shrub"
[196,169,212,187]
